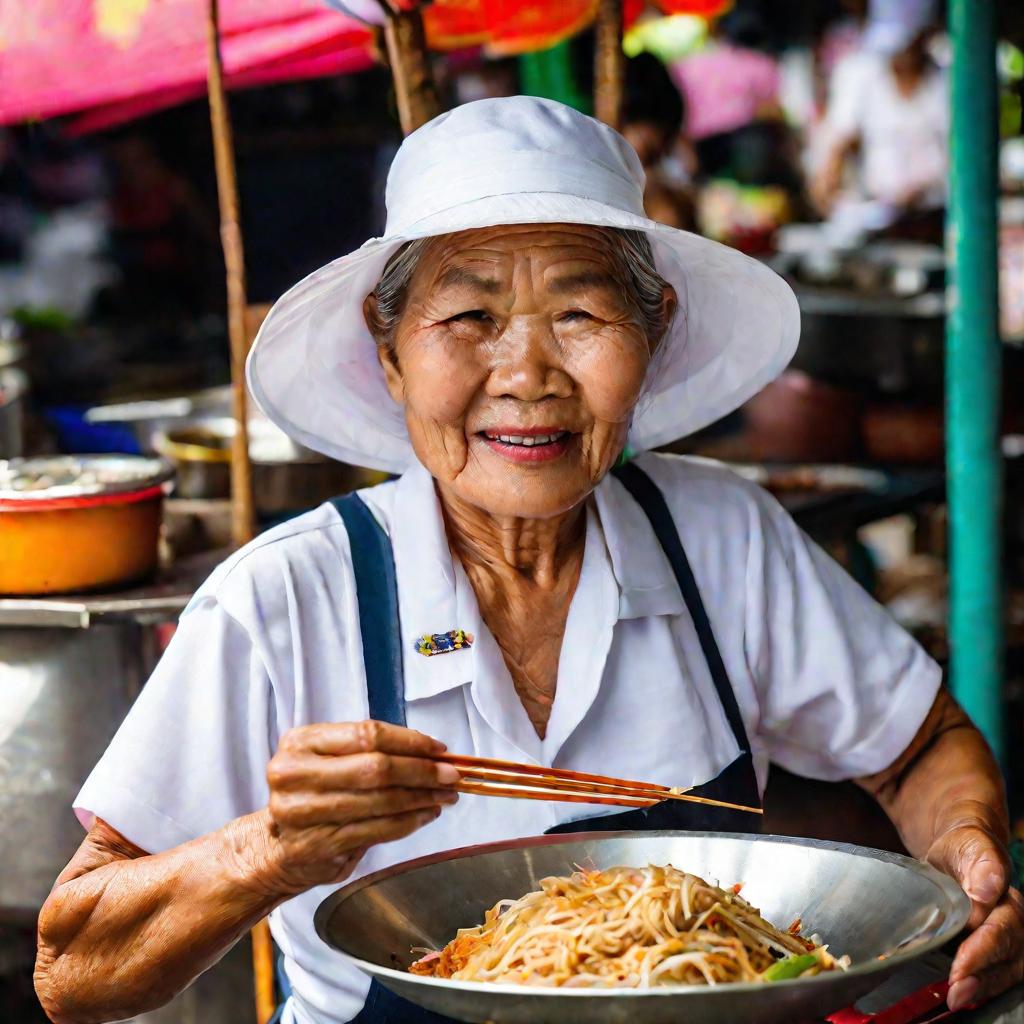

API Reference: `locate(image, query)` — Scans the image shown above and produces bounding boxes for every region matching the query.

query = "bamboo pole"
[206,0,256,551]
[594,0,625,129]
[249,916,276,1024]
[206,4,269,1021]
[378,2,441,134]
[946,0,1004,761]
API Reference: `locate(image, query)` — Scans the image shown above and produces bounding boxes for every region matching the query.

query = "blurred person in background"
[668,6,803,251]
[811,0,947,239]
[619,53,697,230]
[817,0,869,95]
[668,7,784,183]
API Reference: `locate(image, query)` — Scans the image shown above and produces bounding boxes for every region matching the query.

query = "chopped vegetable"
[762,953,819,982]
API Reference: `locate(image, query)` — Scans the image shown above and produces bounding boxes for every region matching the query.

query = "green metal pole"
[947,0,1004,761]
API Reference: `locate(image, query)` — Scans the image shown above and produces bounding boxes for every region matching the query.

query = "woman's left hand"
[926,818,1024,1010]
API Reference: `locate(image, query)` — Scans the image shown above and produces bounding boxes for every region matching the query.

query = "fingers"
[950,889,1024,984]
[282,721,446,759]
[947,974,980,1012]
[949,958,1024,1011]
[927,823,1011,926]
[271,786,459,829]
[269,752,461,794]
[338,806,444,850]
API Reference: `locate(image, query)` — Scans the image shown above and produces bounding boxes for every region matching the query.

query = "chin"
[460,475,591,520]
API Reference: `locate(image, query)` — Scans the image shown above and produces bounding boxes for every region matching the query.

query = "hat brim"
[247,194,800,473]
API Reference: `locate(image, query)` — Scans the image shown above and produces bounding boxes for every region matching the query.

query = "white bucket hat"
[247,96,800,473]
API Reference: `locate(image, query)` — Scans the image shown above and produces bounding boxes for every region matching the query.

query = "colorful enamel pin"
[414,629,474,657]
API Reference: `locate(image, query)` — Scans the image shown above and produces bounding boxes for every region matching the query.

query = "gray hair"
[366,228,674,349]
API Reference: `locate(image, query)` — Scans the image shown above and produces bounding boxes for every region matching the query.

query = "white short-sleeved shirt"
[75,453,940,1024]
[826,52,948,207]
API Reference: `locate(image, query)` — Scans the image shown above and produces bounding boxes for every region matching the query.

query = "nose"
[484,316,574,402]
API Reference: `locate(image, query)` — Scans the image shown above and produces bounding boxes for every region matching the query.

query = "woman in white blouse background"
[36,98,1021,1024]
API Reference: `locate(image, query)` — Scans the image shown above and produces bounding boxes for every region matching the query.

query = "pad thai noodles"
[409,864,848,988]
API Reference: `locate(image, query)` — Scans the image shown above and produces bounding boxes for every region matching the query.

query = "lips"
[477,428,574,463]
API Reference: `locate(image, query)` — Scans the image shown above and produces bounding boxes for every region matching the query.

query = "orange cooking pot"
[0,455,174,595]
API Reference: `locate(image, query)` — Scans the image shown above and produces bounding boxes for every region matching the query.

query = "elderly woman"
[36,98,1021,1024]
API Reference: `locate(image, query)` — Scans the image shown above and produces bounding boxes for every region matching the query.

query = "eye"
[558,309,594,323]
[447,309,492,324]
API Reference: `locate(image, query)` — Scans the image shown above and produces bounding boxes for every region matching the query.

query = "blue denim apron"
[273,462,762,1023]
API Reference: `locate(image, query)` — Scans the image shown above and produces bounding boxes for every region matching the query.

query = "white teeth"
[486,432,565,446]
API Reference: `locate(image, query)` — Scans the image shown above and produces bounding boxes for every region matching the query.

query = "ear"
[651,284,678,353]
[364,292,405,403]
[376,342,405,403]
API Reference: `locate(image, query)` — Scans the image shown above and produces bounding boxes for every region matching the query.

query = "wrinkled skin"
[371,224,668,521]
[35,226,1020,1022]
[369,224,674,735]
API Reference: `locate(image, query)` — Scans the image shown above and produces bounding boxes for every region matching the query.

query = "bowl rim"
[314,830,970,1001]
[0,454,174,505]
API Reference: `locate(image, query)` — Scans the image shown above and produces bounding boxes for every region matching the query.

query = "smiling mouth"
[479,430,572,448]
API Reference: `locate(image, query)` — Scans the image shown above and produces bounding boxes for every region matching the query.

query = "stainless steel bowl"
[315,831,969,1024]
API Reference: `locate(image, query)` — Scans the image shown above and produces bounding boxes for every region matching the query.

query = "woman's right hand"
[260,721,460,894]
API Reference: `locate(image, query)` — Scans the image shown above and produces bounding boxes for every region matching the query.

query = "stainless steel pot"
[0,623,156,920]
[153,417,381,514]
[84,386,233,454]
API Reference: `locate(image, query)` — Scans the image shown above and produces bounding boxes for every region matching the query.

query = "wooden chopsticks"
[434,752,763,816]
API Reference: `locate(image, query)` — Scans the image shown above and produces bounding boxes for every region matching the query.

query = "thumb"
[927,823,1010,926]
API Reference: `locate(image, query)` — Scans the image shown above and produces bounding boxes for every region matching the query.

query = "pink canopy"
[0,0,734,132]
[0,1,374,131]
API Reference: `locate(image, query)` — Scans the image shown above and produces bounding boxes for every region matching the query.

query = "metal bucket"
[0,623,156,920]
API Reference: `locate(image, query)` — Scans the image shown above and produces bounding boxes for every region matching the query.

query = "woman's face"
[369,224,673,519]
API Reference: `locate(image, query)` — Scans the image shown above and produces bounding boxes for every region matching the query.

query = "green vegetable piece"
[763,953,818,982]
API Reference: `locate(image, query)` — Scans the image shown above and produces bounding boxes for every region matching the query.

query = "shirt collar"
[593,470,687,620]
[390,462,686,704]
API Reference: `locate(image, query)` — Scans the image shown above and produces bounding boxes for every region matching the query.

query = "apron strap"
[611,461,753,756]
[331,494,407,728]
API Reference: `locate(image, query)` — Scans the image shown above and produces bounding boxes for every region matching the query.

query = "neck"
[436,485,586,590]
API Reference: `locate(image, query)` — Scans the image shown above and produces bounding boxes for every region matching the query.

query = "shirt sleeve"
[743,489,942,781]
[74,596,275,854]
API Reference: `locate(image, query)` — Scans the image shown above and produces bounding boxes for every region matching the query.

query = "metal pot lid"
[0,454,174,502]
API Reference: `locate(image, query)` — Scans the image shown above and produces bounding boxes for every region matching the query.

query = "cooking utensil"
[153,417,380,514]
[84,386,233,454]
[437,753,762,815]
[315,831,969,1024]
[0,455,173,595]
